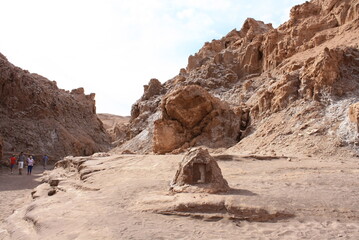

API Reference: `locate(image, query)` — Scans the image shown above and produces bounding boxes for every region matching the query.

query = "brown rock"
[0,135,3,161]
[153,120,187,154]
[0,53,111,162]
[114,0,359,158]
[153,85,244,154]
[49,179,60,187]
[142,78,163,101]
[170,148,230,193]
[349,103,359,131]
[163,85,213,129]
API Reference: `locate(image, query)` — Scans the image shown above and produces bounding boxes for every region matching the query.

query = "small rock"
[49,179,60,187]
[48,189,57,196]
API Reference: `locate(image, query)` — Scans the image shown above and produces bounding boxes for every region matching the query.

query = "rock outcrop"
[349,102,359,131]
[115,0,359,157]
[0,53,111,162]
[170,148,230,193]
[153,85,247,154]
[0,135,3,160]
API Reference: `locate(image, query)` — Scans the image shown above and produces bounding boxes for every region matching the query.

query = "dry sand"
[0,166,46,219]
[0,153,358,239]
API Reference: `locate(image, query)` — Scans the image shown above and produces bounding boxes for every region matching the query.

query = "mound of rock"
[170,148,230,193]
[0,53,111,162]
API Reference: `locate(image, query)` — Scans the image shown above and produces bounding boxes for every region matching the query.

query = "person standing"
[18,152,25,175]
[27,155,34,175]
[9,154,17,174]
[42,154,49,170]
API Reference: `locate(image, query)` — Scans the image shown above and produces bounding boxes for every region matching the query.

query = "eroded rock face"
[349,102,359,130]
[0,135,3,160]
[299,47,359,101]
[153,85,247,154]
[114,0,359,157]
[0,53,111,161]
[170,148,230,193]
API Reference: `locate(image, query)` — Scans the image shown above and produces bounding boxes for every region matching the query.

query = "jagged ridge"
[115,0,359,157]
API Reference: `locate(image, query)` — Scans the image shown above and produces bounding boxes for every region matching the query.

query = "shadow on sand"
[221,188,257,196]
[0,166,50,192]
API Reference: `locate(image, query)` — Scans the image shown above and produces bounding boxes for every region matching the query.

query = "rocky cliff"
[115,0,359,157]
[0,135,3,160]
[0,53,111,162]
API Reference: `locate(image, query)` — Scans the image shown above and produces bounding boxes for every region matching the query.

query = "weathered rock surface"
[0,135,3,160]
[0,53,111,163]
[170,148,230,193]
[153,85,247,154]
[115,0,359,157]
[349,102,359,130]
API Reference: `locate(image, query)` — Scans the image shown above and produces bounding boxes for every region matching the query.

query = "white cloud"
[0,0,306,116]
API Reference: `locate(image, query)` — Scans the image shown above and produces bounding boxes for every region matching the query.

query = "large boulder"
[153,85,247,154]
[170,148,230,193]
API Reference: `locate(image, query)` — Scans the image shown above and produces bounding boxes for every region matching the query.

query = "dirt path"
[0,165,49,222]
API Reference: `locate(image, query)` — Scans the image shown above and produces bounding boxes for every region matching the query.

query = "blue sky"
[0,0,306,116]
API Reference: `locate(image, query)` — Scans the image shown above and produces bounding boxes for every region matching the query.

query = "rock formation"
[349,102,359,131]
[0,135,3,160]
[0,53,111,163]
[153,85,247,154]
[115,0,359,157]
[170,148,230,193]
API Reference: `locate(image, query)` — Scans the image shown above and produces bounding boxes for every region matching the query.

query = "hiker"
[18,152,25,175]
[9,154,17,174]
[27,155,34,175]
[42,154,49,170]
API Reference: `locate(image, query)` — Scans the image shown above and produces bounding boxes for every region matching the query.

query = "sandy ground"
[0,165,52,240]
[0,153,359,239]
[0,166,46,220]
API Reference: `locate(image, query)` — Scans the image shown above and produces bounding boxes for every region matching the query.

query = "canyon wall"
[0,53,111,162]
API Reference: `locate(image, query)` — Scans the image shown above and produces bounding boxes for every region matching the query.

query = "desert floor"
[0,153,358,240]
[0,165,47,220]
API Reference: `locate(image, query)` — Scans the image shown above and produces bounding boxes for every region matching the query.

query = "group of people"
[9,152,49,175]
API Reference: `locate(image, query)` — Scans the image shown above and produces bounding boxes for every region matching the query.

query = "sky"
[0,0,306,116]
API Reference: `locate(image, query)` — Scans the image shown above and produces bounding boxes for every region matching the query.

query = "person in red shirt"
[9,155,16,174]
